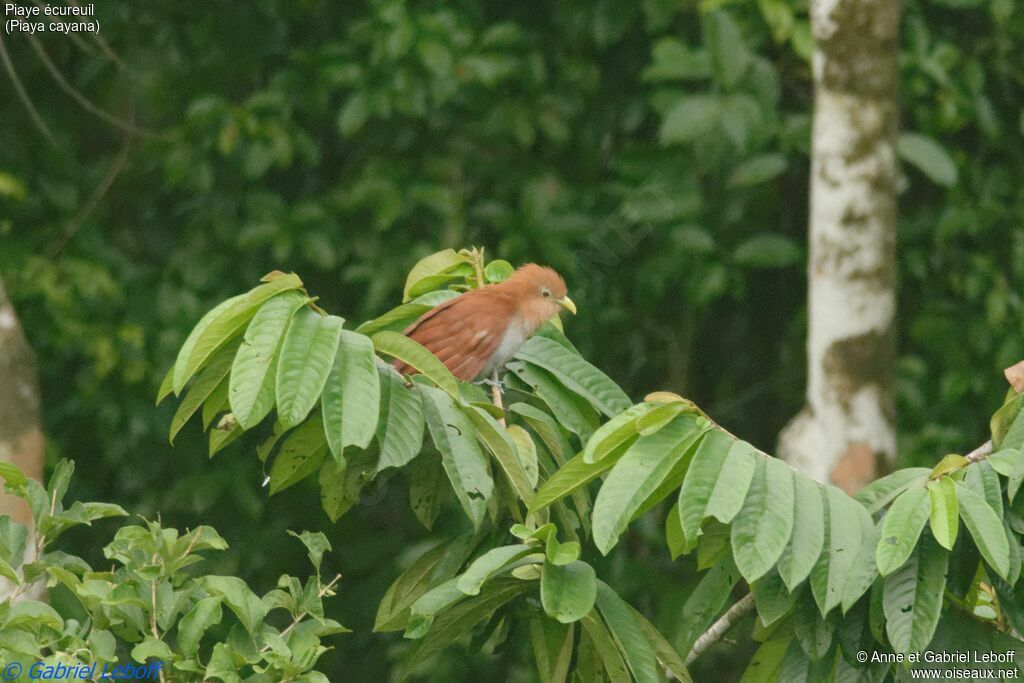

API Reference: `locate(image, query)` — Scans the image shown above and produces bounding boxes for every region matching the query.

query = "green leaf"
[729,154,787,187]
[665,501,689,560]
[624,604,692,682]
[675,555,741,656]
[268,414,328,495]
[403,249,470,301]
[635,402,685,435]
[966,461,1003,518]
[276,310,345,428]
[883,533,948,654]
[173,273,303,393]
[229,290,308,429]
[541,560,597,624]
[595,581,661,683]
[131,637,174,662]
[508,362,601,439]
[679,432,752,538]
[404,580,531,670]
[375,534,476,633]
[986,449,1024,502]
[730,456,795,582]
[288,530,331,572]
[0,461,27,488]
[841,509,881,612]
[593,415,702,554]
[776,474,825,592]
[507,425,540,490]
[659,95,721,144]
[420,385,494,528]
[751,569,798,628]
[876,484,931,576]
[855,468,931,514]
[930,454,969,479]
[580,612,631,683]
[405,578,466,638]
[545,534,580,566]
[740,637,789,682]
[956,481,1010,579]
[200,576,266,636]
[514,337,632,417]
[177,596,223,656]
[530,619,574,683]
[463,406,534,503]
[732,234,801,269]
[456,545,536,596]
[337,93,369,137]
[355,290,461,337]
[322,330,381,458]
[791,592,834,661]
[318,458,349,523]
[406,453,448,530]
[582,404,655,463]
[372,331,460,400]
[509,402,573,460]
[927,477,959,550]
[897,132,958,187]
[375,365,426,471]
[811,485,869,616]
[530,450,622,515]
[170,339,239,443]
[704,10,751,89]
[484,259,515,283]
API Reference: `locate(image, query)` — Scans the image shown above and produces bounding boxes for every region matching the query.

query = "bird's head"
[503,264,576,327]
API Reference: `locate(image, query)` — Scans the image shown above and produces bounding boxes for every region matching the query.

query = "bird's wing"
[395,289,516,381]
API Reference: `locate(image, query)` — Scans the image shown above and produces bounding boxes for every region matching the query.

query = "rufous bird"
[395,264,576,381]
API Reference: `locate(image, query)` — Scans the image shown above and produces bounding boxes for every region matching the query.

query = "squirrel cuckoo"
[395,264,576,381]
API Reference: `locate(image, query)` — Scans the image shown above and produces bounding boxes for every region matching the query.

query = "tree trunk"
[0,276,43,591]
[778,0,901,493]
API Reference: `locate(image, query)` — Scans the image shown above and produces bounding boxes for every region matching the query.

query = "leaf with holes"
[877,485,930,576]
[420,385,493,528]
[541,560,597,624]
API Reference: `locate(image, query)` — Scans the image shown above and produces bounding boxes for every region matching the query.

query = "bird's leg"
[486,369,506,427]
[476,375,507,393]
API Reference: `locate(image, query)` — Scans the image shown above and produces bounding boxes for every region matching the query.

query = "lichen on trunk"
[778,0,901,492]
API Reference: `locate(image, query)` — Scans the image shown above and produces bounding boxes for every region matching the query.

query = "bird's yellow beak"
[558,296,577,315]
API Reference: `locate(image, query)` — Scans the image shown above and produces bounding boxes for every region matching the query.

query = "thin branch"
[0,32,56,145]
[51,133,133,258]
[30,0,93,54]
[27,35,159,138]
[965,440,993,463]
[64,0,142,80]
[686,593,755,665]
[258,573,342,654]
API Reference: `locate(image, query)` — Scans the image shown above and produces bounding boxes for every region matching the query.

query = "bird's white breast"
[481,319,530,377]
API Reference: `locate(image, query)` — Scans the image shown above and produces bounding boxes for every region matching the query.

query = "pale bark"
[0,276,44,599]
[778,0,901,492]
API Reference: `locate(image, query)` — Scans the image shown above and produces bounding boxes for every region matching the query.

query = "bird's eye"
[541,288,551,298]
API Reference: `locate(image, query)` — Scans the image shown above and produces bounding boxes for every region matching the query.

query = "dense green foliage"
[2,0,1024,679]
[145,253,1024,681]
[0,461,346,681]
